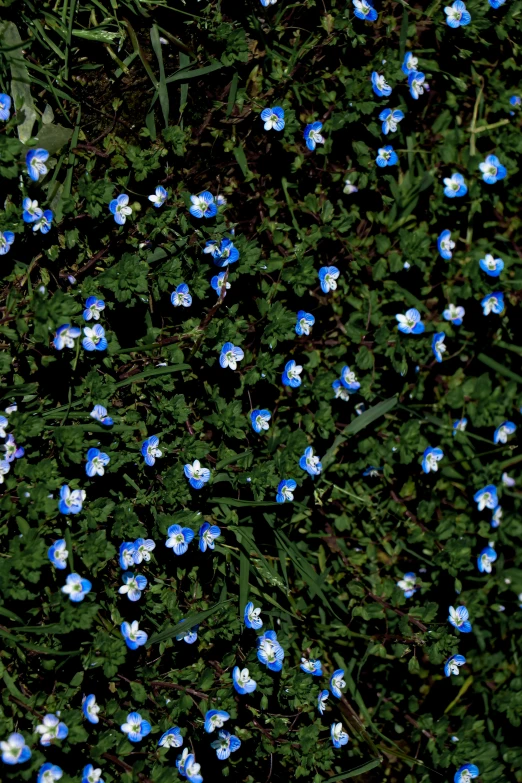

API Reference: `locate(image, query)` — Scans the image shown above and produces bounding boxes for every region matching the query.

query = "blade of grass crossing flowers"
[478,353,522,385]
[327,759,382,781]
[147,599,234,647]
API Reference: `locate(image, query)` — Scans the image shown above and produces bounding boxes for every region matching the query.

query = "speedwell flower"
[245,601,263,629]
[295,310,315,336]
[176,620,198,644]
[0,460,9,485]
[304,121,325,151]
[438,229,455,260]
[83,325,107,351]
[444,654,466,676]
[85,448,110,477]
[402,52,418,75]
[141,436,162,466]
[233,666,257,695]
[422,446,444,473]
[90,405,113,426]
[38,764,63,783]
[83,297,105,321]
[408,71,427,99]
[489,0,506,6]
[119,572,147,602]
[341,366,360,391]
[261,106,285,131]
[36,714,68,746]
[133,538,156,564]
[1,733,31,765]
[0,93,11,121]
[148,186,168,207]
[448,605,472,633]
[257,630,285,672]
[479,254,504,277]
[165,524,195,555]
[479,154,506,184]
[82,695,100,724]
[443,303,465,325]
[432,332,446,363]
[211,272,230,297]
[26,148,49,181]
[119,542,136,570]
[477,546,497,573]
[33,209,53,234]
[22,198,43,223]
[48,539,68,570]
[189,191,217,218]
[220,342,244,369]
[282,360,303,387]
[444,173,467,197]
[444,1,471,27]
[494,421,516,444]
[184,754,203,783]
[344,178,358,194]
[184,459,211,489]
[371,72,392,97]
[204,710,230,734]
[502,472,515,487]
[318,690,329,714]
[251,409,271,433]
[473,484,498,510]
[53,324,81,350]
[199,522,220,552]
[171,283,192,307]
[62,573,92,602]
[353,0,378,21]
[331,722,349,748]
[454,764,479,783]
[58,485,86,515]
[299,446,322,476]
[318,265,340,293]
[82,764,103,783]
[276,478,296,503]
[158,727,183,748]
[211,730,241,760]
[397,572,417,598]
[3,434,24,462]
[330,669,346,699]
[376,145,398,167]
[396,308,425,334]
[332,380,350,400]
[121,712,151,742]
[109,194,132,225]
[0,231,14,255]
[121,620,148,649]
[379,108,404,135]
[453,418,468,434]
[300,658,322,675]
[491,505,502,528]
[211,238,239,267]
[481,291,504,315]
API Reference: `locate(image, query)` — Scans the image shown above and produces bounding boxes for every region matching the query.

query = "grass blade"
[322,396,398,470]
[151,24,169,128]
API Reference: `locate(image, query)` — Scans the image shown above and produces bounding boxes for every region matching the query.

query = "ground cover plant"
[1,1,522,782]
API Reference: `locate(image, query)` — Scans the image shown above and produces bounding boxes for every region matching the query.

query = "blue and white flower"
[121,620,148,649]
[422,446,444,473]
[494,421,516,444]
[119,572,147,602]
[121,712,151,742]
[402,52,418,75]
[479,154,506,184]
[473,484,498,510]
[396,308,425,334]
[53,324,81,350]
[185,754,203,783]
[257,630,285,672]
[443,173,467,197]
[353,0,378,21]
[344,179,358,194]
[211,730,241,760]
[58,485,86,515]
[261,106,285,131]
[211,272,231,297]
[62,573,92,602]
[176,621,198,644]
[510,95,521,106]
[158,727,183,748]
[0,231,15,255]
[299,446,322,477]
[488,0,506,6]
[83,325,107,352]
[454,764,479,783]
[340,365,360,391]
[330,669,345,699]
[3,434,24,462]
[184,459,211,489]
[141,435,162,467]
[82,695,100,725]
[481,291,504,315]
[448,605,472,633]
[220,342,244,369]
[199,522,221,552]
[331,722,349,748]
[38,764,63,783]
[22,198,43,223]
[148,186,168,207]
[36,714,68,746]
[251,409,271,433]
[295,310,315,336]
[479,254,504,277]
[443,303,465,325]
[300,658,322,676]
[171,283,192,307]
[1,733,31,765]
[371,72,392,97]
[0,93,11,121]
[408,71,427,99]
[204,710,230,734]
[90,405,113,426]
[432,332,446,363]
[109,194,132,225]
[304,121,325,151]
[397,572,416,598]
[48,539,68,570]
[492,505,502,529]
[477,546,497,573]
[189,191,217,219]
[165,524,195,556]
[26,148,49,181]
[83,297,105,321]
[379,108,404,135]
[0,461,8,485]
[119,542,136,570]
[245,601,263,630]
[318,266,340,293]
[33,211,53,234]
[210,238,239,267]
[444,654,466,676]
[453,418,468,435]
[438,230,455,260]
[444,1,471,27]
[376,145,398,167]
[318,690,329,714]
[233,666,257,695]
[81,764,103,783]
[332,380,350,401]
[282,360,302,387]
[502,472,515,487]
[133,538,156,564]
[85,448,110,477]
[276,478,296,503]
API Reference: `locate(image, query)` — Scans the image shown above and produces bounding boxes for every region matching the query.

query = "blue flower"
[22,197,43,223]
[3,434,23,462]
[494,421,516,444]
[121,620,148,649]
[251,409,271,433]
[453,418,467,435]
[0,93,11,121]
[86,448,110,477]
[282,359,302,387]
[90,405,113,426]
[121,712,151,742]
[444,1,471,27]
[176,620,198,644]
[184,753,203,783]
[184,459,211,489]
[158,727,183,749]
[443,173,467,197]
[0,231,15,255]
[244,601,263,629]
[454,765,479,783]
[477,546,497,573]
[353,0,378,21]
[376,145,398,167]
[119,542,136,570]
[481,291,504,315]
[211,272,231,297]
[432,332,446,363]
[401,52,419,75]
[83,297,105,321]
[220,342,244,369]
[299,446,322,476]
[276,478,297,503]
[204,710,230,734]
[340,365,360,392]
[165,524,195,556]
[233,666,257,695]
[133,538,156,564]
[479,154,506,184]
[488,0,506,6]
[141,435,162,466]
[422,446,444,473]
[332,380,350,401]
[329,669,345,699]
[53,324,81,350]
[491,505,502,528]
[379,108,404,135]
[444,654,466,676]
[171,283,192,307]
[331,722,349,748]
[260,0,278,6]
[318,265,340,293]
[82,324,108,351]
[295,310,315,336]
[26,148,49,181]
[189,191,217,218]
[473,484,498,511]
[148,186,168,207]
[119,572,147,602]
[32,209,53,234]
[61,573,91,602]
[109,193,132,225]
[396,308,425,334]
[318,690,329,714]
[48,539,68,570]
[363,466,382,477]
[371,72,392,97]
[448,605,472,633]
[207,238,240,267]
[1,733,31,765]
[397,572,416,598]
[38,764,63,783]
[344,178,358,194]
[261,106,285,131]
[36,714,68,746]
[300,658,322,675]
[257,630,285,672]
[82,764,103,783]
[211,729,241,760]
[502,472,515,487]
[199,522,221,552]
[304,121,325,151]
[0,416,7,438]
[438,229,455,260]
[479,254,504,277]
[58,485,86,515]
[82,694,100,724]
[408,71,427,99]
[510,95,521,106]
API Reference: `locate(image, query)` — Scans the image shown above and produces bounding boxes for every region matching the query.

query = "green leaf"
[0,21,37,142]
[146,599,233,647]
[322,397,398,470]
[327,759,382,781]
